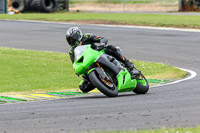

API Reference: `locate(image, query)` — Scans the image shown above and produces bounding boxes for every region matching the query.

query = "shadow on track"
[69,92,152,100]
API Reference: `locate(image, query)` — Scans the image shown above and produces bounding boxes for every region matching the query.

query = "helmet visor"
[67,37,77,46]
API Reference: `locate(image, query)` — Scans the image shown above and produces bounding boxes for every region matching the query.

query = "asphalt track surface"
[0,20,200,132]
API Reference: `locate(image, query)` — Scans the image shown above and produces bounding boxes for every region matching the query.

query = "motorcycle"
[73,45,149,97]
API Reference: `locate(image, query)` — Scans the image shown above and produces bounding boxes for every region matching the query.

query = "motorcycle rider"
[66,27,140,93]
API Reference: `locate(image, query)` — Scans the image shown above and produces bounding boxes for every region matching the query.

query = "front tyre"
[133,74,149,94]
[88,71,118,97]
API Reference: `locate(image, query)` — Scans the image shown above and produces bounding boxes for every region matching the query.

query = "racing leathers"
[69,33,108,63]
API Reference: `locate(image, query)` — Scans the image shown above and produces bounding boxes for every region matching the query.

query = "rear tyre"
[133,74,149,94]
[88,71,118,97]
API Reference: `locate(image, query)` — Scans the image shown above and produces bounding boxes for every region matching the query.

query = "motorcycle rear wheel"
[88,71,118,97]
[133,74,149,94]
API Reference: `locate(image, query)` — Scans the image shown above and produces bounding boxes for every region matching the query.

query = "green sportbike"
[73,45,149,97]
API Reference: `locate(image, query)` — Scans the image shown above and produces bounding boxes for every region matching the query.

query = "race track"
[0,20,200,132]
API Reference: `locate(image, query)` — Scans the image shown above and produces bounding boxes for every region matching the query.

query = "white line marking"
[151,67,197,88]
[3,19,200,33]
[90,24,200,33]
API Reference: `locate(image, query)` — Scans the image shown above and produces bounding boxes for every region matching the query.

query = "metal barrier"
[0,0,7,13]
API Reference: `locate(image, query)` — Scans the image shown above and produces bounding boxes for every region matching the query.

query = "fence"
[69,0,180,12]
[0,0,7,13]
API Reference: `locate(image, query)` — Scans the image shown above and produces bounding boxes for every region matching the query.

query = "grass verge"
[1,12,200,28]
[0,47,186,94]
[99,126,200,133]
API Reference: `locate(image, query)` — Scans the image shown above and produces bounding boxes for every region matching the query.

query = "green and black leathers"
[69,33,108,63]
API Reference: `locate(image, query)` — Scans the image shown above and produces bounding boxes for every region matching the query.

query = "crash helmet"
[66,27,83,46]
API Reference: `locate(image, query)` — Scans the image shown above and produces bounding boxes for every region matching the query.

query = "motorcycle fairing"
[73,45,103,75]
[117,70,137,92]
[95,54,122,76]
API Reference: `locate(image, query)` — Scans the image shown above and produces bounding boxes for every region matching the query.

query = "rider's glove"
[100,43,106,46]
[96,43,105,51]
[116,46,122,54]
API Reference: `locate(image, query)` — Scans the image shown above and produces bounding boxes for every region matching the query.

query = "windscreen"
[74,45,87,61]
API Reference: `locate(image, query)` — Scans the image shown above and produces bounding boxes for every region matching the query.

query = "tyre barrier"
[11,0,67,12]
[11,0,26,12]
[29,0,58,12]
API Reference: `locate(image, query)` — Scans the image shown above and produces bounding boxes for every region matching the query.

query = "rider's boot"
[79,78,95,93]
[122,57,141,79]
[104,45,140,79]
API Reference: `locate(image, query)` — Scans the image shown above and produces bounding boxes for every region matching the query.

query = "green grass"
[0,47,186,94]
[133,60,186,80]
[99,126,200,133]
[1,13,200,28]
[0,47,81,94]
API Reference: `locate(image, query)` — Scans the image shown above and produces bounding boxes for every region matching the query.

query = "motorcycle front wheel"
[88,71,118,97]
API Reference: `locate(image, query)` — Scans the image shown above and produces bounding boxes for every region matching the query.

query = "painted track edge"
[151,67,197,88]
